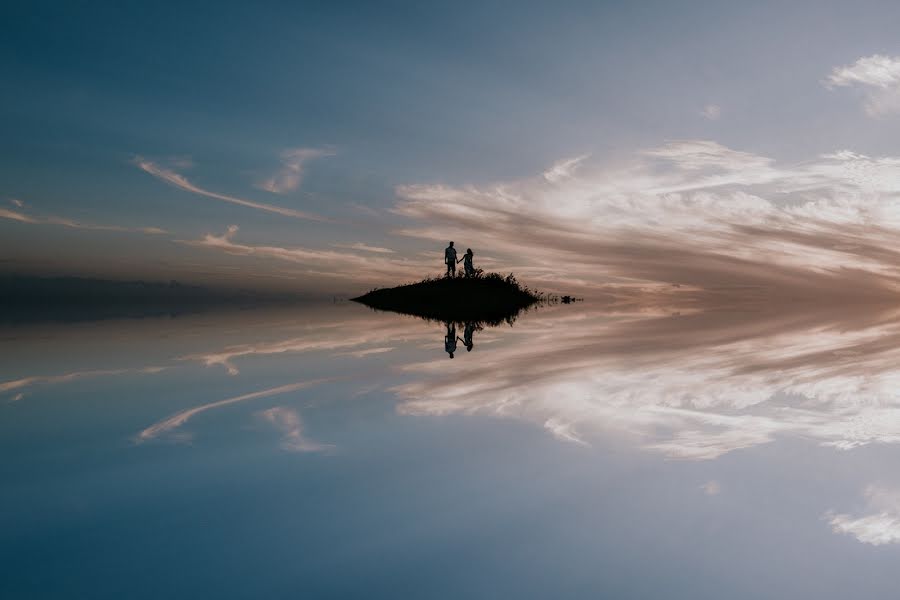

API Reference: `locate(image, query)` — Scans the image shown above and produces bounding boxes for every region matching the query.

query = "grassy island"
[352,273,541,324]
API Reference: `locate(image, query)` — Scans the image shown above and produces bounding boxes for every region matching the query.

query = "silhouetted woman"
[459,248,475,278]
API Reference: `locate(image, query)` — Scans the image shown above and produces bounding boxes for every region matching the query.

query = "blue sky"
[6,0,900,294]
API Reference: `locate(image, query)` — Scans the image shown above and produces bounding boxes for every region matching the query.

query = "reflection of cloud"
[183,225,430,287]
[825,54,900,116]
[256,147,334,194]
[135,157,327,221]
[9,198,24,208]
[0,207,165,235]
[393,300,900,460]
[136,380,326,443]
[828,485,900,545]
[701,481,721,495]
[181,311,430,374]
[257,406,332,452]
[700,104,721,120]
[0,366,166,394]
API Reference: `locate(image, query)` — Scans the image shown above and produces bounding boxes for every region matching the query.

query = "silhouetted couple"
[444,321,476,359]
[444,241,475,278]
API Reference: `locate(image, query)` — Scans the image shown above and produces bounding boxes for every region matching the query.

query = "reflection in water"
[8,297,900,600]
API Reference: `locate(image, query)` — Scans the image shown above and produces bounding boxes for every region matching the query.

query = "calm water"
[3,300,900,599]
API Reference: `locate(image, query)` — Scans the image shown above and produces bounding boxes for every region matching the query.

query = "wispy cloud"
[182,225,430,286]
[0,206,165,235]
[256,147,334,194]
[825,54,900,116]
[135,157,328,221]
[9,198,24,208]
[257,406,332,452]
[332,242,395,254]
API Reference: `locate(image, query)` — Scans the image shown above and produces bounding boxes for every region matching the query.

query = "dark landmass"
[352,273,542,324]
[0,275,310,324]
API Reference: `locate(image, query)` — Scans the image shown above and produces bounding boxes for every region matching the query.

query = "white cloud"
[256,147,334,194]
[9,198,24,208]
[257,406,332,452]
[135,157,328,221]
[825,54,900,116]
[700,104,721,120]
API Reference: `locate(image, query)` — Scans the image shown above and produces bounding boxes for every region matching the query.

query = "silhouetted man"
[444,241,457,277]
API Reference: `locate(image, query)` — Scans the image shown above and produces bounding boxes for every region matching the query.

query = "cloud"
[136,379,327,443]
[700,104,721,120]
[393,140,900,296]
[828,485,900,545]
[9,198,24,208]
[0,207,165,235]
[257,406,332,452]
[135,157,328,221]
[256,147,334,194]
[332,242,396,254]
[825,54,900,116]
[182,225,431,286]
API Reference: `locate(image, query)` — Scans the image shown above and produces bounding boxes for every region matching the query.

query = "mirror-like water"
[4,301,900,599]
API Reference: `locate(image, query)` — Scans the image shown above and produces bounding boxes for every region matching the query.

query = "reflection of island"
[352,273,540,325]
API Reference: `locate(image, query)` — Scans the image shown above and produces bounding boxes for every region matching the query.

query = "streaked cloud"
[828,485,900,545]
[183,225,431,286]
[700,104,721,120]
[257,406,332,452]
[0,206,166,235]
[825,54,900,116]
[9,198,24,208]
[256,147,334,194]
[135,157,328,221]
[332,242,396,254]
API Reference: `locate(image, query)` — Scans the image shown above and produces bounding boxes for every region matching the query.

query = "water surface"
[3,300,900,599]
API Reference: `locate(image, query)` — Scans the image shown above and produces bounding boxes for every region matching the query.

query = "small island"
[352,273,541,324]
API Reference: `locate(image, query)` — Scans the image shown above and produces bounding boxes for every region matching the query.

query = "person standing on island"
[444,241,458,277]
[460,248,475,278]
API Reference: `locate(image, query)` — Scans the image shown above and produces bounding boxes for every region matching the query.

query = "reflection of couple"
[444,321,476,359]
[444,241,475,278]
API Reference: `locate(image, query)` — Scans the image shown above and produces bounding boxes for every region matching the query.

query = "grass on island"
[352,272,543,324]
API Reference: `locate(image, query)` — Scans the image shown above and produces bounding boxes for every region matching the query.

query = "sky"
[6,0,900,295]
